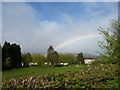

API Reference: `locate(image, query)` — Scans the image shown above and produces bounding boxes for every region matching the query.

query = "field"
[2,65,86,82]
[2,64,119,88]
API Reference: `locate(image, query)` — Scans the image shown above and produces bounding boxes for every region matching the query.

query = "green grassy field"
[2,65,87,81]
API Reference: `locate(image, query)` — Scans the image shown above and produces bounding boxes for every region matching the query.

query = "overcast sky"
[2,2,118,55]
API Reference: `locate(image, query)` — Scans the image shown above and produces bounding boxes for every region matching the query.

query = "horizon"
[2,2,118,55]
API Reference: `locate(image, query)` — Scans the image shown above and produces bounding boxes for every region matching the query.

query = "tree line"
[46,45,85,67]
[2,42,85,70]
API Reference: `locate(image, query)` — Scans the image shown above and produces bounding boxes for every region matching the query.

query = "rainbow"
[54,33,100,50]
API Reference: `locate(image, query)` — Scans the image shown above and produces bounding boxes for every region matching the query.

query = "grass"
[2,65,87,82]
[2,64,119,88]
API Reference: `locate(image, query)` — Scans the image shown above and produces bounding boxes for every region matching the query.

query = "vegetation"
[32,53,46,66]
[77,52,85,64]
[2,64,119,88]
[47,46,59,66]
[98,20,120,64]
[2,43,85,69]
[59,53,77,64]
[2,41,22,70]
[2,65,86,82]
[22,53,32,67]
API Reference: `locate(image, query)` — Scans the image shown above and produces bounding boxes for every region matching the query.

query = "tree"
[47,46,59,66]
[47,46,54,56]
[77,52,85,64]
[52,51,59,65]
[22,53,32,67]
[32,53,46,66]
[98,19,120,64]
[10,44,22,68]
[2,41,11,69]
[59,53,76,64]
[2,41,22,70]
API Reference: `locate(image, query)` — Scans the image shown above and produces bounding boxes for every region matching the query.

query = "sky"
[2,2,118,55]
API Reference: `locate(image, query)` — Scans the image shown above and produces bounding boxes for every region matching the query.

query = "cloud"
[2,2,118,55]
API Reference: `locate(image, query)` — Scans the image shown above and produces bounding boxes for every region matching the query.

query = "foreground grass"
[2,64,119,88]
[2,65,86,82]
